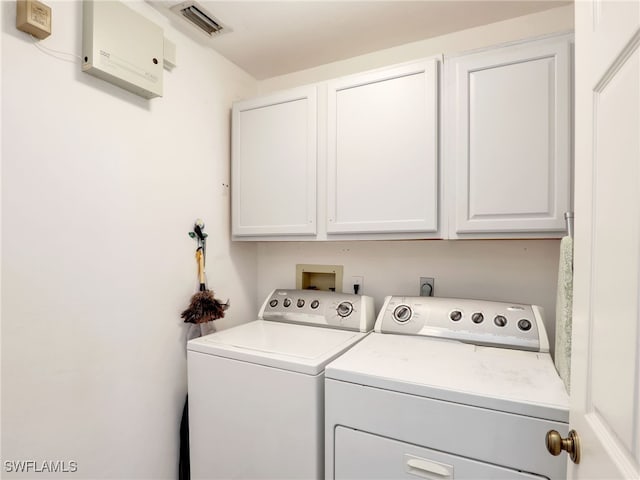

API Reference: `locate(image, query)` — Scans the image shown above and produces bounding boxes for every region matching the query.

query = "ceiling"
[151,1,571,80]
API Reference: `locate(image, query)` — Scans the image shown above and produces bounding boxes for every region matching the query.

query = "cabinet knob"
[546,429,581,464]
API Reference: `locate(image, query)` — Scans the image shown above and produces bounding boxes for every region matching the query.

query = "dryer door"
[334,427,547,480]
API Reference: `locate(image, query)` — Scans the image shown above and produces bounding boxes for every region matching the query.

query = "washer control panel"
[375,296,549,352]
[260,289,375,333]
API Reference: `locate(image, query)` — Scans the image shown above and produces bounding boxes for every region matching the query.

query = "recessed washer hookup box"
[82,0,163,99]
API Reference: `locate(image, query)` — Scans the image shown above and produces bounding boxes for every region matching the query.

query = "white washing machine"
[325,296,570,480]
[188,288,375,480]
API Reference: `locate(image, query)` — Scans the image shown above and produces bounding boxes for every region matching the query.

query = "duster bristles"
[181,290,230,324]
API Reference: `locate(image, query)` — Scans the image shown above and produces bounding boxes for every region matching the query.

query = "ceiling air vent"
[170,1,227,37]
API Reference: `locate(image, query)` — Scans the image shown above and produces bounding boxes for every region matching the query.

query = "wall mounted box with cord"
[16,0,51,40]
[82,0,164,99]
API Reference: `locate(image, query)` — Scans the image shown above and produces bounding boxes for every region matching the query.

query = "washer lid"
[188,320,368,375]
[325,333,569,422]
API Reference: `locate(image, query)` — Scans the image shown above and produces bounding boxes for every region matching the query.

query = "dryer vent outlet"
[419,277,434,297]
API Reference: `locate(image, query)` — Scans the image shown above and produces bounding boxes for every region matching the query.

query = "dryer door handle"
[405,455,453,479]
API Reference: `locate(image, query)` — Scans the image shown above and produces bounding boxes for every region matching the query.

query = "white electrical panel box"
[82,0,163,99]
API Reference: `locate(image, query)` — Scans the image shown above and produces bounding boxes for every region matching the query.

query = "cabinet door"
[447,37,571,235]
[326,60,439,234]
[232,87,317,237]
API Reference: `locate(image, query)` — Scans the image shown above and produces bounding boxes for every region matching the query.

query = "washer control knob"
[471,312,484,324]
[337,301,354,318]
[283,298,291,308]
[297,299,305,308]
[269,299,278,308]
[494,315,507,327]
[393,305,412,323]
[518,319,532,331]
[310,300,320,309]
[449,310,462,322]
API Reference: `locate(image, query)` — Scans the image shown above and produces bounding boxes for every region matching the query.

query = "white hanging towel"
[555,236,574,393]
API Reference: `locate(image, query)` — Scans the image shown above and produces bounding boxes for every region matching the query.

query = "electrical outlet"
[351,276,364,295]
[419,277,434,296]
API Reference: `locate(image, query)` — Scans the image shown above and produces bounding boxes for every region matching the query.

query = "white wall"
[1,1,258,477]
[256,5,574,354]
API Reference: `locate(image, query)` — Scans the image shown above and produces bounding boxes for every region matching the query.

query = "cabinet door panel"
[448,37,571,234]
[232,87,317,237]
[327,60,439,234]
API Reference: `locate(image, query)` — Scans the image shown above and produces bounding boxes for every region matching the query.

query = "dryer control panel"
[375,296,549,352]
[260,289,375,333]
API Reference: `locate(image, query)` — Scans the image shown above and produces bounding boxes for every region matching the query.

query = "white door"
[570,0,640,478]
[446,36,572,236]
[231,86,317,237]
[326,59,439,235]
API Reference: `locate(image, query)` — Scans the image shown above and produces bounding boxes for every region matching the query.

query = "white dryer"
[325,296,570,480]
[188,289,375,480]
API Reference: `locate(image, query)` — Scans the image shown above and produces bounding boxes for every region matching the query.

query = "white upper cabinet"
[445,36,572,236]
[232,87,317,237]
[230,34,573,241]
[326,59,439,235]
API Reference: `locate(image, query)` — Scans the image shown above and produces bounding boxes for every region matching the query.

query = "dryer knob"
[494,315,507,327]
[297,299,305,308]
[283,298,291,308]
[518,319,532,331]
[269,299,278,308]
[393,305,412,323]
[337,301,354,318]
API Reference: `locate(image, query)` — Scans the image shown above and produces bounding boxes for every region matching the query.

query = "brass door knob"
[546,429,581,464]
